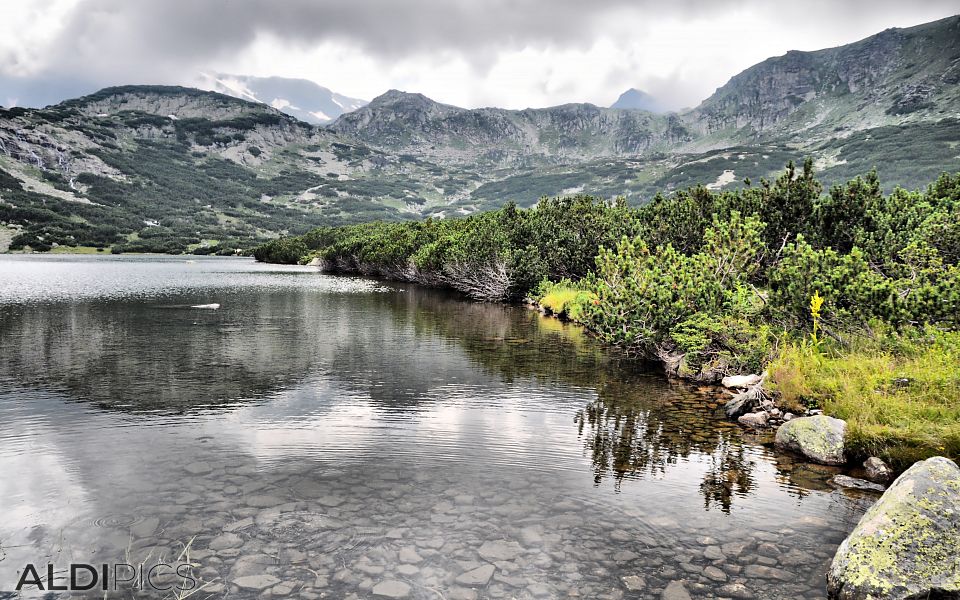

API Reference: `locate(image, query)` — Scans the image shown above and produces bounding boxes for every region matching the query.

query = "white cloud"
[1,0,958,109]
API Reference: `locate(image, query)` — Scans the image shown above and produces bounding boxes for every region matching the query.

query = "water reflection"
[699,442,758,513]
[0,256,872,599]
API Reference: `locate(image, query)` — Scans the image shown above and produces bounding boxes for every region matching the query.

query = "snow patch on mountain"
[195,72,367,124]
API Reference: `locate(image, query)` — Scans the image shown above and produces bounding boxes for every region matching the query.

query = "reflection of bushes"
[700,441,757,513]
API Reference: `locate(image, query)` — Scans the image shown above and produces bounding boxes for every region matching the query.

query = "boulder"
[722,374,762,389]
[738,412,769,429]
[724,393,755,418]
[774,415,846,465]
[864,457,894,483]
[827,456,960,599]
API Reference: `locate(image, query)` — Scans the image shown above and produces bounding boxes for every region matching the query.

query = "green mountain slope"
[0,86,478,252]
[1,15,959,253]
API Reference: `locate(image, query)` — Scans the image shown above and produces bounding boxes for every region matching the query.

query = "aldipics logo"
[14,562,198,593]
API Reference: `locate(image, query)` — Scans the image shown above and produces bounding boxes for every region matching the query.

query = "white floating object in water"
[191,303,220,309]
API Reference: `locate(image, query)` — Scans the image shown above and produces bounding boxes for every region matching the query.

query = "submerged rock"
[372,580,411,598]
[831,475,885,492]
[864,457,894,483]
[774,415,846,465]
[827,456,960,599]
[622,575,646,591]
[456,564,495,586]
[661,580,692,600]
[232,574,281,591]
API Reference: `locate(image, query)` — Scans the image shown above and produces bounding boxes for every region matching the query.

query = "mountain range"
[1,15,958,254]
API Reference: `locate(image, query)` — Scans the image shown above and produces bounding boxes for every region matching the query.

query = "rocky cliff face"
[688,15,960,138]
[330,91,688,167]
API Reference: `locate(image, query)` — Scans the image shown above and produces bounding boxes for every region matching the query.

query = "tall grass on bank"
[770,327,960,468]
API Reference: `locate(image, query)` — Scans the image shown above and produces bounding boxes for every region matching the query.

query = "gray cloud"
[3,0,959,109]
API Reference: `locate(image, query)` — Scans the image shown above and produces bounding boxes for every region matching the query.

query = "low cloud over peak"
[2,0,958,110]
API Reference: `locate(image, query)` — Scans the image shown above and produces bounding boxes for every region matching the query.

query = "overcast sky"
[2,0,959,110]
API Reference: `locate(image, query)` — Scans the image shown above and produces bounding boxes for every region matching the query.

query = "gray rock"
[864,456,893,483]
[722,374,762,389]
[774,415,847,465]
[724,393,755,418]
[208,532,243,550]
[399,547,423,564]
[827,456,960,600]
[831,474,886,492]
[721,541,751,557]
[703,546,725,560]
[372,580,411,598]
[233,574,281,590]
[477,540,523,561]
[456,564,495,586]
[622,575,646,591]
[519,526,543,546]
[229,554,276,578]
[661,580,692,600]
[743,565,792,580]
[738,411,769,429]
[756,542,781,557]
[718,582,753,599]
[222,517,254,532]
[271,581,296,596]
[703,566,727,581]
[525,583,554,597]
[184,461,212,475]
[244,494,282,508]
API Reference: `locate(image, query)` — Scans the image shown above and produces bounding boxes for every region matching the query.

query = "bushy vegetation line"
[255,194,639,301]
[256,161,960,466]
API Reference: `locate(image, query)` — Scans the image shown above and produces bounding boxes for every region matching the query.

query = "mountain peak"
[369,89,452,109]
[610,88,666,113]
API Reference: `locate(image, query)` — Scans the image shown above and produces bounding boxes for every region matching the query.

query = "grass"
[536,282,596,321]
[769,327,960,469]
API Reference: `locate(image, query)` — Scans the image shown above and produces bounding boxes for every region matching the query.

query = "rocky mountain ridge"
[333,15,960,158]
[1,15,959,253]
[330,90,690,167]
[688,15,960,142]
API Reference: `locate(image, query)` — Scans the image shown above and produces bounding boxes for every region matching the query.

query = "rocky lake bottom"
[0,255,877,599]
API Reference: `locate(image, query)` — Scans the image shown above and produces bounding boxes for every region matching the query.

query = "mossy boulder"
[774,415,846,465]
[827,456,960,599]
